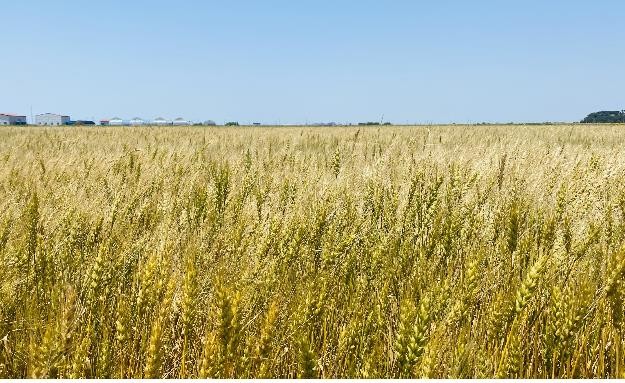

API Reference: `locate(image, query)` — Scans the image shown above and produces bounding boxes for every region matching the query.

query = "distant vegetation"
[225,121,239,126]
[581,110,625,123]
[358,122,392,126]
[477,122,558,126]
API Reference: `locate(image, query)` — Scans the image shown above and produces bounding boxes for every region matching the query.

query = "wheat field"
[1,124,625,378]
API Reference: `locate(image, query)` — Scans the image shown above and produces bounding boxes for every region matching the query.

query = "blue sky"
[1,0,624,124]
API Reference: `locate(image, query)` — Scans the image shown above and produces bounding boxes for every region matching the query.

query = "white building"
[36,113,70,125]
[0,114,27,125]
[108,117,124,126]
[129,117,146,126]
[153,117,170,126]
[173,117,191,126]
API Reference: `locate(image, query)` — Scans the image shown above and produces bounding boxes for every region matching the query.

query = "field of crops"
[1,124,625,378]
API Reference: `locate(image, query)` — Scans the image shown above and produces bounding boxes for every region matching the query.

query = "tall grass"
[1,124,625,377]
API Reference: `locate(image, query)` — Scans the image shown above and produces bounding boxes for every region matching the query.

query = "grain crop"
[1,124,625,378]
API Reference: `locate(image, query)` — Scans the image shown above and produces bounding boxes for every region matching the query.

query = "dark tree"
[581,111,625,123]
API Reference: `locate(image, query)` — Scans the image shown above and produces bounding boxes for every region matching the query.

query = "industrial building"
[108,117,124,126]
[67,120,95,126]
[173,117,191,126]
[0,114,27,125]
[130,117,146,126]
[36,113,70,125]
[153,117,170,126]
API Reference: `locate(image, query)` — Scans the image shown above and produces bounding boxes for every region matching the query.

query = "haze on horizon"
[1,0,624,125]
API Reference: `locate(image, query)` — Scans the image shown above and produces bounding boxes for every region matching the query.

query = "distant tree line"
[358,122,392,126]
[581,111,625,123]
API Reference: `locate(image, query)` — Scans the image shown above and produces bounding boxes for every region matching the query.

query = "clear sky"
[2,0,624,124]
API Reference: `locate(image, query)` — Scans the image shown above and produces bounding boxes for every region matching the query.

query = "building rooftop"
[0,113,27,117]
[36,113,69,117]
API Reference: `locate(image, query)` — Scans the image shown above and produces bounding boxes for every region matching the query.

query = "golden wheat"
[0,124,625,377]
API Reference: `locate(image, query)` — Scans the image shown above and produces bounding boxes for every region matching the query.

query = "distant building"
[36,113,70,125]
[100,120,109,126]
[173,117,190,126]
[129,117,146,126]
[153,117,170,126]
[72,120,95,126]
[203,120,216,126]
[108,117,124,126]
[0,114,27,125]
